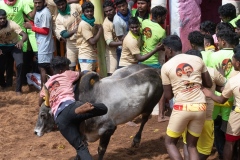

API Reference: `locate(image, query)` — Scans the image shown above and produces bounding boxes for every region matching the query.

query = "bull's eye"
[40,113,47,119]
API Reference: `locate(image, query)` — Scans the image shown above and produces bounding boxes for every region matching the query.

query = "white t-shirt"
[34,7,55,55]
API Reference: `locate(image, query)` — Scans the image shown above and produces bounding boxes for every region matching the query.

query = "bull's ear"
[43,85,50,107]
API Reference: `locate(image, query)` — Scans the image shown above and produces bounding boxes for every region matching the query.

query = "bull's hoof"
[131,141,140,148]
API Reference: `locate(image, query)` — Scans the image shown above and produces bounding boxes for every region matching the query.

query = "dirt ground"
[0,84,220,160]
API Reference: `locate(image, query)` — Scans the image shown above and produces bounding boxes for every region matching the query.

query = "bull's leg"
[98,125,117,160]
[131,113,150,148]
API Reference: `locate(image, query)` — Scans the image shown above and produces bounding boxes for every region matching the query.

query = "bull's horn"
[90,79,95,86]
[44,84,50,107]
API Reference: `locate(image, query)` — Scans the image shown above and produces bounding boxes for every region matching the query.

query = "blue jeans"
[56,101,108,159]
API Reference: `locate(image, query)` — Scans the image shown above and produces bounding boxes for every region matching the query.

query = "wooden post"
[90,0,107,78]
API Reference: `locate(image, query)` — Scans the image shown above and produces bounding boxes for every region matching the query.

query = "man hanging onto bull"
[39,56,108,160]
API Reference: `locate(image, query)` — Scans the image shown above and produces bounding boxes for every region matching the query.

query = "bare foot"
[126,121,139,127]
[158,116,170,123]
[75,102,94,114]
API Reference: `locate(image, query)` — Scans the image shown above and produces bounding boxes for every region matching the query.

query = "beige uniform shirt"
[76,20,96,60]
[0,20,22,45]
[206,67,226,119]
[103,17,118,55]
[229,70,239,78]
[119,31,141,66]
[46,0,58,22]
[222,72,240,107]
[55,3,82,41]
[161,54,208,104]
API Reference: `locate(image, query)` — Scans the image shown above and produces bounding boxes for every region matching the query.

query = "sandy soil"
[0,84,219,160]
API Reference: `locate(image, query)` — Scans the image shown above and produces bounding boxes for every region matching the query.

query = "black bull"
[34,64,163,160]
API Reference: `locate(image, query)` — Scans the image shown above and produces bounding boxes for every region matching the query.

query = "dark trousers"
[116,47,122,69]
[0,46,23,92]
[22,51,38,84]
[214,115,226,159]
[55,101,108,159]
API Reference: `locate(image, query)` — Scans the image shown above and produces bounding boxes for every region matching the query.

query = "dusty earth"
[0,84,220,160]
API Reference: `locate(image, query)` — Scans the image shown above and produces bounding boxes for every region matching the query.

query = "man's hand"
[155,43,164,51]
[15,41,23,49]
[68,27,78,35]
[24,22,32,29]
[216,63,224,76]
[95,24,103,33]
[201,87,213,98]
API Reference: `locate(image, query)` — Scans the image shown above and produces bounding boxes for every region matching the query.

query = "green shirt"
[207,48,234,78]
[0,0,32,30]
[131,9,150,23]
[25,0,34,9]
[201,50,213,66]
[208,48,234,105]
[230,15,240,28]
[140,19,166,65]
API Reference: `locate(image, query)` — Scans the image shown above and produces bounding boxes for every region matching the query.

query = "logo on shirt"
[48,81,60,105]
[176,63,200,92]
[36,18,40,24]
[13,7,19,13]
[222,58,232,76]
[142,27,152,39]
[176,63,193,77]
[48,81,60,93]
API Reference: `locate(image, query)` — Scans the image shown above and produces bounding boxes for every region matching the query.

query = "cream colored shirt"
[119,31,141,66]
[161,54,208,104]
[0,20,22,45]
[55,3,82,41]
[103,17,118,55]
[46,0,58,22]
[206,67,226,119]
[76,20,96,60]
[222,72,240,107]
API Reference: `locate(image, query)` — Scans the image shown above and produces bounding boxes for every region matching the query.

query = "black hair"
[114,0,127,6]
[50,56,71,72]
[216,22,235,32]
[236,19,240,28]
[185,49,202,59]
[217,29,239,46]
[53,0,66,5]
[176,68,182,72]
[151,5,167,20]
[162,35,182,52]
[218,3,236,20]
[200,21,216,35]
[128,17,140,26]
[188,31,204,47]
[233,50,240,62]
[103,0,115,8]
[233,44,240,54]
[183,64,193,70]
[82,1,94,13]
[0,9,6,16]
[204,34,214,46]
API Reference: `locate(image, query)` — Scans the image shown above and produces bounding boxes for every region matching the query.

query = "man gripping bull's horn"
[38,56,108,160]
